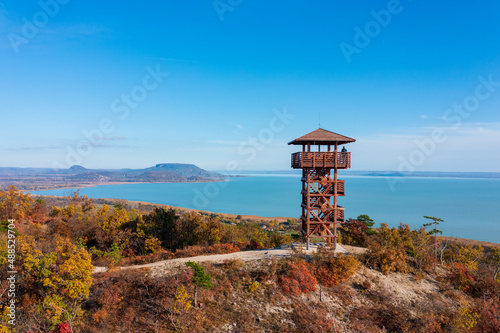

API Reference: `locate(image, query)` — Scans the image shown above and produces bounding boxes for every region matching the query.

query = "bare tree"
[423,216,444,271]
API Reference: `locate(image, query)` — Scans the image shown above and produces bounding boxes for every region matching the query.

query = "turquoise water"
[31,176,500,243]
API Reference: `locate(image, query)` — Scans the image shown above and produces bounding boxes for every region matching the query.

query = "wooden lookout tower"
[288,128,355,249]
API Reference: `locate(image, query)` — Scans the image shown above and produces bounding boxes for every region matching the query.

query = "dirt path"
[92,243,350,275]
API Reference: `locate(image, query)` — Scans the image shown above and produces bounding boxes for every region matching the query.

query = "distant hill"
[147,163,221,179]
[68,165,88,174]
[0,163,225,190]
[68,171,110,182]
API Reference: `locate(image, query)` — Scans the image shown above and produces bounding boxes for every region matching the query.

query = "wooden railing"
[291,152,351,169]
[336,180,345,195]
[332,206,345,223]
[302,206,345,223]
[301,180,345,196]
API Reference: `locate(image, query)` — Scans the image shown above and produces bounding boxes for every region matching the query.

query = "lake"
[31,175,500,243]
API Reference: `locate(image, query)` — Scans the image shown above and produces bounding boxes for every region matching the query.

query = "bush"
[365,244,407,275]
[340,218,368,247]
[460,259,500,301]
[118,248,173,266]
[248,281,260,293]
[447,263,475,292]
[361,279,372,291]
[53,322,71,333]
[208,243,240,254]
[311,249,359,287]
[398,224,434,273]
[292,302,335,332]
[223,258,244,270]
[279,261,317,295]
[174,243,240,258]
[265,231,291,248]
[453,299,480,332]
[363,223,408,275]
[476,298,500,332]
[144,237,162,254]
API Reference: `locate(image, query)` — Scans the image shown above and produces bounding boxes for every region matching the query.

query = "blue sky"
[1,0,499,171]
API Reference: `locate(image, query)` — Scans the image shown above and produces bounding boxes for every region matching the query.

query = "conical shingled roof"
[288,128,356,145]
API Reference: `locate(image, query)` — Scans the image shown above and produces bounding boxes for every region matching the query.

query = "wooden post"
[333,143,338,249]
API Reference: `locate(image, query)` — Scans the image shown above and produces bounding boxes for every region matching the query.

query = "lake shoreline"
[131,199,500,248]
[19,178,230,191]
[29,176,500,244]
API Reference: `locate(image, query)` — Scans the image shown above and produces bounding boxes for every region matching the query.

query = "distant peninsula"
[0,163,226,190]
[230,170,500,179]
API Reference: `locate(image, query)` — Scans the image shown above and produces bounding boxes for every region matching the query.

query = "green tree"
[185,261,213,307]
[144,208,180,250]
[240,223,268,248]
[423,216,444,270]
[200,215,222,245]
[178,211,204,248]
[357,214,375,235]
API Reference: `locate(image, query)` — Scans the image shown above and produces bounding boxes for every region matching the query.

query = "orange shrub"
[340,218,368,247]
[174,245,208,258]
[174,243,240,258]
[279,261,317,295]
[477,299,500,332]
[118,248,173,266]
[447,263,475,292]
[312,251,359,287]
[364,224,408,275]
[208,243,240,254]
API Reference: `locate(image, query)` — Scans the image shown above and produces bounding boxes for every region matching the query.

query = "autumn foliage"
[1,187,500,332]
[363,223,409,274]
[340,218,369,247]
[279,261,317,295]
[447,263,476,292]
[312,249,359,287]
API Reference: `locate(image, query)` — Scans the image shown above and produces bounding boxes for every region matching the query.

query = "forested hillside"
[0,186,499,332]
